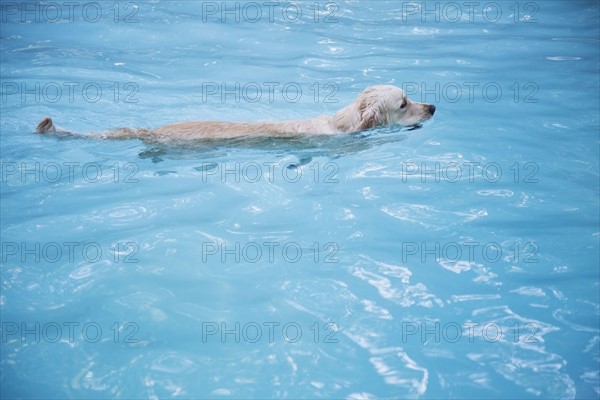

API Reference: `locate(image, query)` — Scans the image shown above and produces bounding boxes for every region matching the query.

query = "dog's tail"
[34,116,152,140]
[35,116,57,134]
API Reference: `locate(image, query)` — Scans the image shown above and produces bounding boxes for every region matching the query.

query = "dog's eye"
[400,99,407,109]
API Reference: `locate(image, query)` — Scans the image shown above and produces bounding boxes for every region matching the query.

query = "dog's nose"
[428,104,436,115]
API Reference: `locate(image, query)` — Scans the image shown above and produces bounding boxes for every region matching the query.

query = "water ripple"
[150,353,196,374]
[465,305,575,398]
[438,260,499,286]
[353,257,443,308]
[546,56,582,61]
[381,204,488,230]
[83,205,157,226]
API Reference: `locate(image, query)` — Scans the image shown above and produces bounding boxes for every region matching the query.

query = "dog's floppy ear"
[332,86,384,133]
[357,92,381,130]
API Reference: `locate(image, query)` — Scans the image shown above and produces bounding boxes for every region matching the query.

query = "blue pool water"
[1,1,599,398]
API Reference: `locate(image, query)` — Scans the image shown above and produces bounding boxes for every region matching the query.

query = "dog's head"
[333,85,435,133]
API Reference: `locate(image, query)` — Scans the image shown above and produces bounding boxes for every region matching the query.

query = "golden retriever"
[35,85,435,140]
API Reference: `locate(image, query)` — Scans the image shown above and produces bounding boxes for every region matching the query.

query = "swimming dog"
[35,85,435,140]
